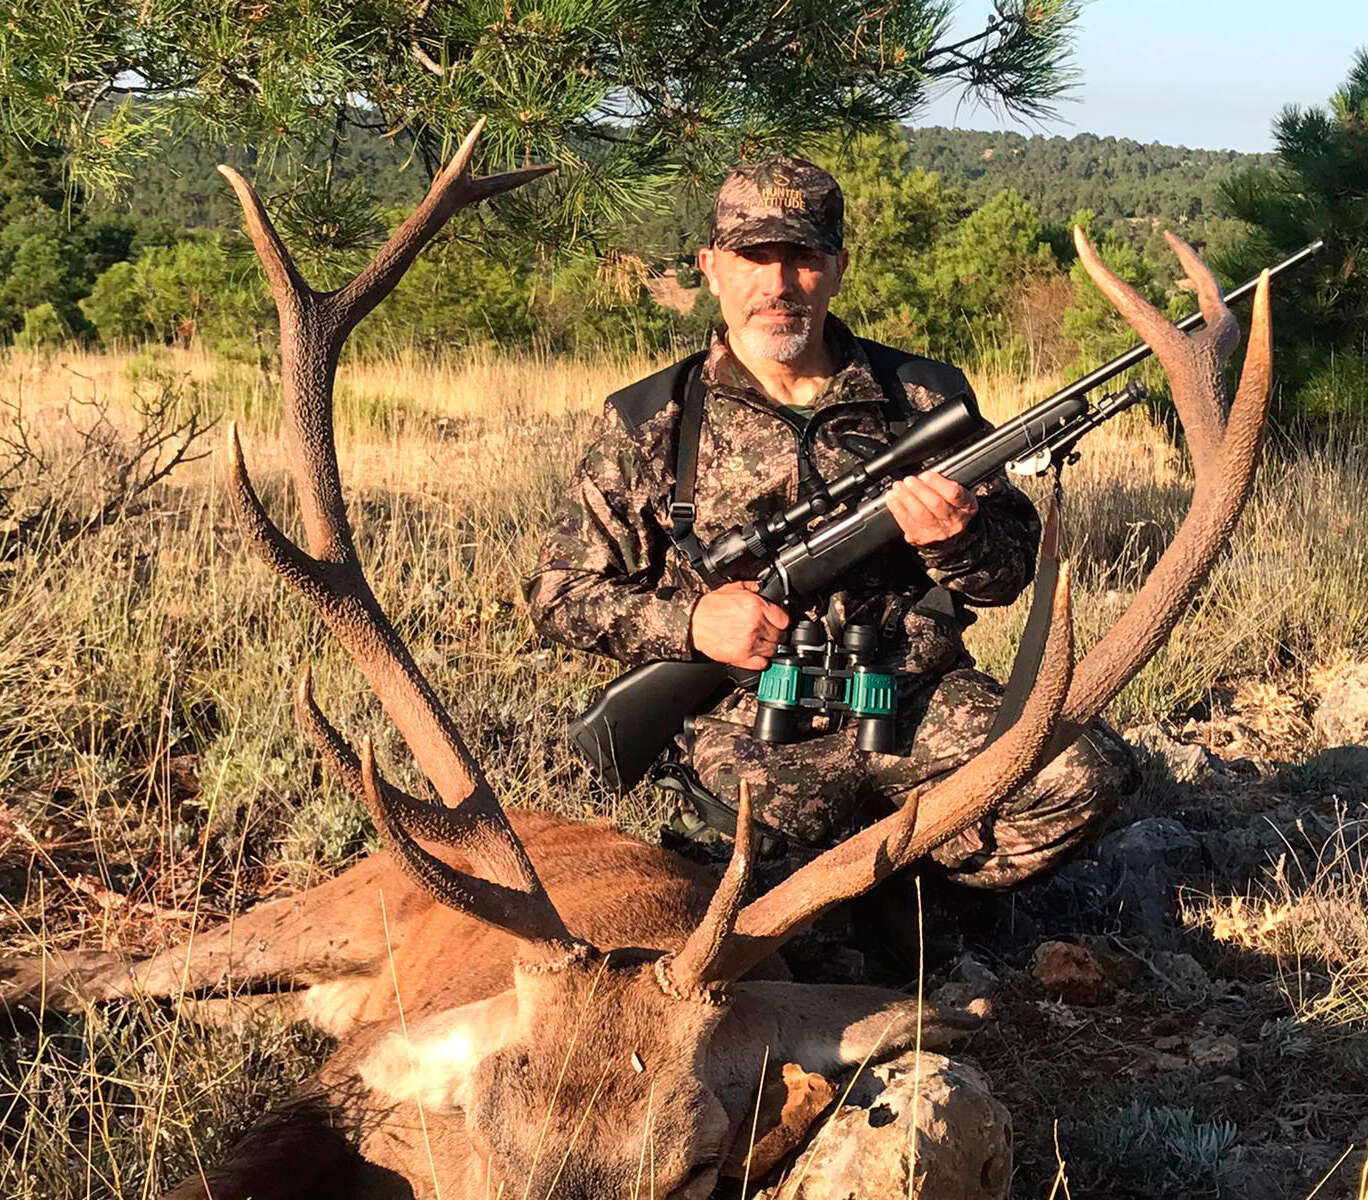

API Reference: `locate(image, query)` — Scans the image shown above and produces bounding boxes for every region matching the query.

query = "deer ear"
[357,989,519,1113]
[721,981,980,1077]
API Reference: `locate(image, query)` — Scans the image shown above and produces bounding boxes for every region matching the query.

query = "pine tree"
[0,0,1080,256]
[1216,47,1368,422]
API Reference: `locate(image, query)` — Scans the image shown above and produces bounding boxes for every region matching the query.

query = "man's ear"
[357,989,519,1114]
[697,246,722,297]
[831,248,850,296]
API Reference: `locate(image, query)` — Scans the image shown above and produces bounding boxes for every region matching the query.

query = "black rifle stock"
[569,241,1325,794]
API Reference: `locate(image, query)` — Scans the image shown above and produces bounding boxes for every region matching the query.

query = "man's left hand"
[887,471,978,547]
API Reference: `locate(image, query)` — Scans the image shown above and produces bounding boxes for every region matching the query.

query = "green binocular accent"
[846,669,897,717]
[755,661,896,717]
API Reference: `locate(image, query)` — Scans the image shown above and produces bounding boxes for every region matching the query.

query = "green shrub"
[13,300,68,348]
[1294,346,1368,427]
[80,259,150,344]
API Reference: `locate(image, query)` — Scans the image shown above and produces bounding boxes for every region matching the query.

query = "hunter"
[525,155,1136,892]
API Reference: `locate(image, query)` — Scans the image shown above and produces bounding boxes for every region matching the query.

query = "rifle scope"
[701,394,984,575]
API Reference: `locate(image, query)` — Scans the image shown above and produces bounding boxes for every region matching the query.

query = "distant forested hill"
[109,124,1273,238]
[98,127,423,233]
[902,127,1275,227]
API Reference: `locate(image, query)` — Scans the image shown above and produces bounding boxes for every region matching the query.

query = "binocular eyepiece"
[752,621,897,752]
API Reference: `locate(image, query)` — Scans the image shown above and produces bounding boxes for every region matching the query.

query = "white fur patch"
[358,990,517,1112]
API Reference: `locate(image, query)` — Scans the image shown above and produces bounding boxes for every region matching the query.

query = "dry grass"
[1,345,1366,1197]
[1189,813,1368,1062]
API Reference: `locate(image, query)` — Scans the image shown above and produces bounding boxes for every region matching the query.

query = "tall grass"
[1,345,1366,1197]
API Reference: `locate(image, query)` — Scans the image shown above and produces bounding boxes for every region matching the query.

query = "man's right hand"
[688,579,792,669]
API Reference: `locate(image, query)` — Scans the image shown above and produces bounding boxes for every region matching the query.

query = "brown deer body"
[0,121,1272,1200]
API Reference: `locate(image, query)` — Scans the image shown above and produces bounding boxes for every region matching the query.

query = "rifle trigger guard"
[770,559,793,600]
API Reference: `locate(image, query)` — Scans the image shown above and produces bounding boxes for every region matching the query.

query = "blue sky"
[918,1,1363,152]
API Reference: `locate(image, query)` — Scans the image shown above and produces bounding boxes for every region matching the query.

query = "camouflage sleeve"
[522,405,700,666]
[915,474,1042,606]
[893,368,1042,607]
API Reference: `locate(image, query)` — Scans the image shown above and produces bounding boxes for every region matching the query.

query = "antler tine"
[217,165,311,305]
[1072,227,1237,480]
[358,738,573,943]
[661,782,755,998]
[295,664,511,846]
[1058,258,1273,731]
[699,562,1075,987]
[222,125,580,957]
[332,119,558,335]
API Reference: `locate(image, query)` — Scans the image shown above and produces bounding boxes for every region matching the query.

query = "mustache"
[743,298,811,322]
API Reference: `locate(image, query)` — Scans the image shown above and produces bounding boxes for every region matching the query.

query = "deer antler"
[666,229,1274,993]
[1058,230,1272,733]
[223,122,582,957]
[657,780,756,1000]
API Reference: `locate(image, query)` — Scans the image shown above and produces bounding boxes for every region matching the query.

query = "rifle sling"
[983,480,1064,747]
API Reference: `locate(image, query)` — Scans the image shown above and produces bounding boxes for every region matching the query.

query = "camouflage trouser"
[686,667,1138,890]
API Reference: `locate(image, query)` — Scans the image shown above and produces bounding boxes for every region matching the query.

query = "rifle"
[569,240,1324,793]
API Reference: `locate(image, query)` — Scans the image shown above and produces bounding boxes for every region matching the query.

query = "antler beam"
[223,122,579,956]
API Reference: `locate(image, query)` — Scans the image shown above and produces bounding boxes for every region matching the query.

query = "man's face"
[696,242,848,364]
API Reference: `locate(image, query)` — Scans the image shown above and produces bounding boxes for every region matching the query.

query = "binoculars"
[753,620,897,752]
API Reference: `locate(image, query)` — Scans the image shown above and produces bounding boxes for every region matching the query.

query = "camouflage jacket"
[524,318,1041,679]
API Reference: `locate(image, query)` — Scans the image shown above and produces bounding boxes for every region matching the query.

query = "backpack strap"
[604,350,719,585]
[857,337,987,433]
[669,363,721,584]
[858,338,919,424]
[605,350,706,434]
[604,341,979,586]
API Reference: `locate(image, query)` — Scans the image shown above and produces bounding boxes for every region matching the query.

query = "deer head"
[223,122,1271,1197]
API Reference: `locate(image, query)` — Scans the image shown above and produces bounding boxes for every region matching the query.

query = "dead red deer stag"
[0,120,1272,1200]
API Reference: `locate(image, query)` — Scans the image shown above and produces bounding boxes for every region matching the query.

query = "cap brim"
[711,217,841,255]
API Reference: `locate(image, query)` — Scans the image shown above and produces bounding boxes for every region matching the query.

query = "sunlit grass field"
[1,345,1366,1196]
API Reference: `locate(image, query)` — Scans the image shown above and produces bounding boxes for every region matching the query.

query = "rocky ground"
[733,666,1368,1198]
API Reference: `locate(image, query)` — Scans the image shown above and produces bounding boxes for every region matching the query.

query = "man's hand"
[887,470,978,547]
[689,579,792,669]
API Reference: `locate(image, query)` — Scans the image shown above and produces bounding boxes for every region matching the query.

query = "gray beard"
[736,313,813,363]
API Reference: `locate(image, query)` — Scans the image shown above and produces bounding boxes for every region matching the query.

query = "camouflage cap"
[709,155,844,254]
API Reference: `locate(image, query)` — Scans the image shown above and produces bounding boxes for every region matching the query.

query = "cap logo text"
[758,185,804,209]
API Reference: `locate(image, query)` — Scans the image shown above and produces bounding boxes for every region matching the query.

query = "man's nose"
[756,256,798,294]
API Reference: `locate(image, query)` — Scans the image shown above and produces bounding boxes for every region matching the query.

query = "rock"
[1190,1032,1240,1070]
[756,1052,1011,1200]
[1313,663,1368,746]
[952,953,1000,995]
[927,982,994,1020]
[1096,817,1203,876]
[1148,951,1210,1004]
[824,947,867,985]
[1095,818,1204,939]
[1077,935,1144,990]
[1035,998,1086,1029]
[1030,941,1115,1006]
[928,982,979,1011]
[1198,825,1284,881]
[1126,723,1222,782]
